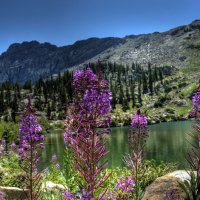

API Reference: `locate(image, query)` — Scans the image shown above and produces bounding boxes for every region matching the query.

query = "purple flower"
[9,142,16,153]
[63,191,75,200]
[51,154,57,162]
[81,88,111,115]
[193,87,200,104]
[116,177,135,193]
[17,97,45,199]
[98,193,106,200]
[51,154,60,169]
[131,110,147,128]
[65,67,112,198]
[73,68,97,94]
[80,190,94,200]
[190,84,200,117]
[18,112,44,161]
[56,163,60,169]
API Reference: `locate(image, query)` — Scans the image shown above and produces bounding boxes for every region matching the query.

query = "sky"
[0,0,200,54]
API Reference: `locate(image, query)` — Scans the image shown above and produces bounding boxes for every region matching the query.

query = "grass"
[180,82,198,97]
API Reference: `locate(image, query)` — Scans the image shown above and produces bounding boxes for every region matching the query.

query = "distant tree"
[122,98,129,111]
[148,63,153,95]
[159,68,163,84]
[23,80,32,92]
[132,63,136,70]
[46,103,51,120]
[138,78,142,106]
[154,66,158,82]
[0,90,5,114]
[142,72,148,94]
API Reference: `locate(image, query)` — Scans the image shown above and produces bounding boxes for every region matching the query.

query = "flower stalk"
[18,97,45,200]
[64,67,111,199]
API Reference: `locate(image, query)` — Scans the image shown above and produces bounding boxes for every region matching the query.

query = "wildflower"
[51,154,60,169]
[124,110,148,200]
[193,86,200,104]
[10,142,16,150]
[63,191,75,200]
[116,177,135,193]
[190,84,200,117]
[131,109,148,128]
[56,163,60,169]
[80,190,94,200]
[98,193,106,200]
[9,142,16,154]
[51,154,57,162]
[18,97,44,200]
[65,67,111,198]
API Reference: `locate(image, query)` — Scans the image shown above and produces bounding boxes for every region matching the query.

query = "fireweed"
[64,67,112,199]
[124,109,148,200]
[106,176,135,199]
[179,83,200,199]
[18,97,45,200]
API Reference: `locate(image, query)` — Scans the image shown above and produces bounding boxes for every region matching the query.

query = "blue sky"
[0,0,200,54]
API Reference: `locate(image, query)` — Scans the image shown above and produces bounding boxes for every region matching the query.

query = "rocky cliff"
[0,19,200,84]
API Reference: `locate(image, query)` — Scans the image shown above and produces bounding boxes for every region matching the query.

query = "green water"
[41,120,194,169]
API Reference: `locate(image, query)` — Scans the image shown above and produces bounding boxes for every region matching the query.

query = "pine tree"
[46,103,51,120]
[138,78,142,106]
[142,72,148,94]
[159,68,163,84]
[148,63,153,95]
[0,90,5,114]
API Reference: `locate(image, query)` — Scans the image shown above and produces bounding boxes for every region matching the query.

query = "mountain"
[0,19,200,84]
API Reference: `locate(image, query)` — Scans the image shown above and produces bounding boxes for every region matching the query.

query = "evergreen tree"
[142,72,148,94]
[148,63,153,95]
[0,90,5,114]
[159,68,163,84]
[46,103,51,120]
[23,80,32,92]
[138,78,142,106]
[154,66,158,81]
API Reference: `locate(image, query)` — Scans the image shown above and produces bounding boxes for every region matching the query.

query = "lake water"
[41,120,194,169]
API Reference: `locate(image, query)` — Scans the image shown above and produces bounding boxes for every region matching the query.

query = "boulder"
[0,181,66,199]
[42,181,67,193]
[142,170,191,200]
[0,186,29,200]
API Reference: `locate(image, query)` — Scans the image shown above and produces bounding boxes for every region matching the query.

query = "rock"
[165,108,176,114]
[42,181,67,193]
[142,170,191,200]
[0,186,29,200]
[172,99,187,106]
[0,19,200,84]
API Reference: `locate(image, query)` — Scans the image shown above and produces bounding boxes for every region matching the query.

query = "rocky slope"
[0,19,200,84]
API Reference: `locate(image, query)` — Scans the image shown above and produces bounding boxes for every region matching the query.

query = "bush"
[0,121,19,143]
[0,154,23,187]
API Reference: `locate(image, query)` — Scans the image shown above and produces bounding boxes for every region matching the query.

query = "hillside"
[0,20,200,84]
[0,62,198,129]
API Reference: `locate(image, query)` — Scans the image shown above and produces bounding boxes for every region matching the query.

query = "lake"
[41,120,194,169]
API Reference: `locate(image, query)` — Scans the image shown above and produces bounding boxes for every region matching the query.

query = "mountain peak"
[1,19,200,84]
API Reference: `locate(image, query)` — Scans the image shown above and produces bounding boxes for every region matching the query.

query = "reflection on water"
[41,121,194,169]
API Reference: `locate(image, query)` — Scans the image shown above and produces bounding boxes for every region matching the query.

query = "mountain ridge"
[1,19,200,84]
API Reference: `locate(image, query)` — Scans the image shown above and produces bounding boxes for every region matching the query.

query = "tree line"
[0,62,173,122]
